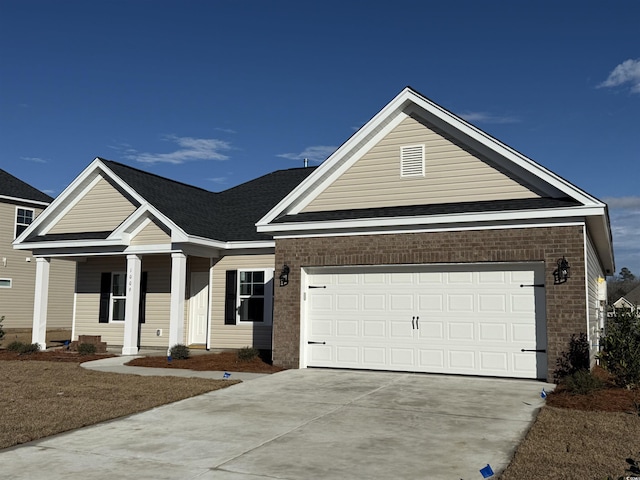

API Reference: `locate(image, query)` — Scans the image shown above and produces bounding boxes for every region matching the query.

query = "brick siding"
[273,225,586,380]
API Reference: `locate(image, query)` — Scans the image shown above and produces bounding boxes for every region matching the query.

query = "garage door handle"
[308,341,326,345]
[520,284,545,288]
[412,317,415,329]
[520,349,546,353]
[309,285,326,289]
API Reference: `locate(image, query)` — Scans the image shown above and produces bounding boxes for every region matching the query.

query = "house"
[1,169,75,331]
[612,284,640,314]
[15,87,614,381]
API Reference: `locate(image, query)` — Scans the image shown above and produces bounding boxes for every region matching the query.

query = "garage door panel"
[479,323,507,341]
[305,264,545,379]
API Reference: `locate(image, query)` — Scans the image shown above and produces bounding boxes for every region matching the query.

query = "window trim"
[109,272,127,322]
[15,206,35,239]
[225,268,274,325]
[0,278,12,288]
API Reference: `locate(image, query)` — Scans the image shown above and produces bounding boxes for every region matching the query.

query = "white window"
[400,144,425,177]
[15,207,34,238]
[224,269,274,325]
[110,272,126,322]
[0,278,11,288]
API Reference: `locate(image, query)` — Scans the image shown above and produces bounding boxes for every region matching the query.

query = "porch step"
[188,344,207,350]
[70,335,108,353]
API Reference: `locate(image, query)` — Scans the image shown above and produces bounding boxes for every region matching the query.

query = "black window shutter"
[224,270,237,325]
[138,271,148,324]
[98,272,111,323]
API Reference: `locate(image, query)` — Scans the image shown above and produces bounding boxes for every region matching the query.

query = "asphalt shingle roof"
[0,169,52,204]
[101,159,316,242]
[622,284,640,305]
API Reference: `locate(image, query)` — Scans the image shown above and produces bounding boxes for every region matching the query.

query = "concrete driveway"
[1,369,550,480]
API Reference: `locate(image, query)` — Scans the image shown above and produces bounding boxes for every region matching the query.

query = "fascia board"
[184,235,275,250]
[0,195,50,207]
[257,90,412,227]
[257,206,606,234]
[13,238,126,250]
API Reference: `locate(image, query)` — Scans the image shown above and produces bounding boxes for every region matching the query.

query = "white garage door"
[304,263,546,379]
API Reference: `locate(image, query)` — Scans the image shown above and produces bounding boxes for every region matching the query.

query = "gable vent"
[400,144,425,177]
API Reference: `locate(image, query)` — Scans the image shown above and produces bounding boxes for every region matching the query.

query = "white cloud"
[458,112,520,124]
[603,196,640,209]
[606,196,640,275]
[126,136,232,165]
[21,156,47,163]
[214,127,237,134]
[207,177,228,184]
[598,58,640,94]
[277,145,337,163]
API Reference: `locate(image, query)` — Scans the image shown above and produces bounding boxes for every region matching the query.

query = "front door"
[188,272,209,345]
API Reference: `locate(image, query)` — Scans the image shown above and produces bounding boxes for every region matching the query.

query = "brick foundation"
[273,225,586,380]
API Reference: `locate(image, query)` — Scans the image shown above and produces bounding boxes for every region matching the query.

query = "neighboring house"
[612,284,640,314]
[1,169,75,330]
[15,87,614,381]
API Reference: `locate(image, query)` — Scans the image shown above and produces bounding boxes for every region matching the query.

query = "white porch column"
[32,257,50,350]
[169,252,187,350]
[122,254,142,355]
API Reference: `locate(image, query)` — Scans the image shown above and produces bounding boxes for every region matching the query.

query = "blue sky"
[1,1,639,276]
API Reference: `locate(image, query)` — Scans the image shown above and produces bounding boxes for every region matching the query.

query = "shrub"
[7,341,41,354]
[77,343,97,356]
[563,369,604,395]
[554,333,590,383]
[0,315,5,340]
[7,341,25,352]
[169,344,190,360]
[598,310,640,388]
[237,346,259,362]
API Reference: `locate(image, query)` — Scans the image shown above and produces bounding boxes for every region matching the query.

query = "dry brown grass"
[500,407,640,479]
[0,360,238,450]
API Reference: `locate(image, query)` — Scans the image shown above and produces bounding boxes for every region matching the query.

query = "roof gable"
[301,113,541,213]
[0,169,52,206]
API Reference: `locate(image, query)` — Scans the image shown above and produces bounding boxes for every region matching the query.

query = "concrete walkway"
[81,355,267,381]
[0,367,551,480]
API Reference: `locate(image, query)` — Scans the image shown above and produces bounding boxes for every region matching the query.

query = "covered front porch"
[31,250,215,355]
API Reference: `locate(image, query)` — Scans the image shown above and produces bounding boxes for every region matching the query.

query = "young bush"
[7,342,41,354]
[598,310,640,388]
[0,315,5,340]
[77,343,97,356]
[563,369,604,395]
[553,333,590,383]
[169,344,190,360]
[237,346,259,362]
[7,341,25,352]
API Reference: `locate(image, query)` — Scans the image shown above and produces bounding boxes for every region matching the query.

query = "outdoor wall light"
[279,264,290,287]
[553,256,570,284]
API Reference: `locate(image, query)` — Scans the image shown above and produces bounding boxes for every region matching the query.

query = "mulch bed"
[126,350,285,373]
[546,366,640,413]
[0,350,115,363]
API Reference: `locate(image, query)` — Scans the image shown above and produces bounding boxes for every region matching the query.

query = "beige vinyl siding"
[0,202,43,327]
[303,115,539,212]
[586,235,605,363]
[49,176,137,234]
[74,257,127,345]
[74,255,176,348]
[139,255,171,348]
[46,258,76,328]
[130,220,171,246]
[0,202,73,329]
[210,254,275,349]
